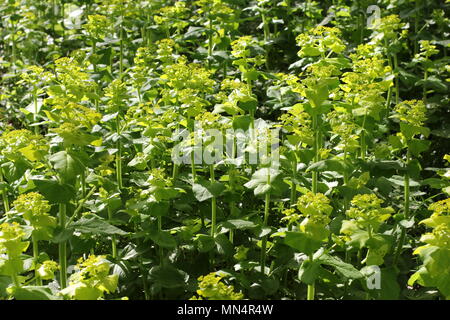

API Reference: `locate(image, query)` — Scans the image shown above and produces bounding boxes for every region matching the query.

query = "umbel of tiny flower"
[12,192,51,218]
[345,194,393,231]
[0,222,29,259]
[393,99,427,127]
[37,260,59,280]
[191,272,243,300]
[60,255,119,300]
[0,129,48,162]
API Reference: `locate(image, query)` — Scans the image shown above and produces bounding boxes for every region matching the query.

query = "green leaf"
[422,178,448,189]
[306,159,349,174]
[192,180,226,202]
[215,234,234,256]
[416,76,448,93]
[284,231,322,256]
[49,151,85,182]
[148,265,188,288]
[195,234,215,253]
[298,259,321,285]
[244,168,280,196]
[232,115,253,131]
[237,95,258,113]
[305,84,328,108]
[318,254,363,279]
[32,179,76,204]
[149,230,177,249]
[70,214,127,235]
[388,175,420,187]
[407,139,430,157]
[13,286,61,300]
[222,219,257,230]
[400,123,430,140]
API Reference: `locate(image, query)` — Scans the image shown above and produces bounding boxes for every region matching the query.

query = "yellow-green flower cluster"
[296,26,346,58]
[297,192,333,224]
[12,192,51,217]
[0,222,29,259]
[417,198,450,249]
[371,14,406,40]
[154,2,189,27]
[0,129,48,162]
[279,104,314,146]
[161,57,215,92]
[393,100,427,127]
[345,194,393,231]
[60,255,118,300]
[84,15,111,40]
[37,260,59,280]
[191,273,243,300]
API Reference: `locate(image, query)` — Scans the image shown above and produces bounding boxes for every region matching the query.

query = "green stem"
[11,272,20,288]
[119,10,124,76]
[260,191,271,275]
[414,0,419,55]
[312,114,320,193]
[261,9,270,70]
[208,15,213,68]
[32,235,42,286]
[58,203,67,289]
[172,163,179,180]
[33,87,39,134]
[290,157,297,207]
[307,254,315,300]
[423,69,428,103]
[360,112,367,161]
[260,167,271,275]
[393,150,410,266]
[66,186,97,226]
[307,282,315,300]
[92,40,97,73]
[0,168,10,214]
[158,215,163,266]
[343,148,350,211]
[393,54,399,105]
[108,207,118,259]
[116,116,123,189]
[210,165,217,237]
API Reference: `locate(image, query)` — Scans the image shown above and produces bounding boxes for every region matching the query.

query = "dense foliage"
[0,0,449,300]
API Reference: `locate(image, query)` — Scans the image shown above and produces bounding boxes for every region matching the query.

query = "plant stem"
[414,0,419,55]
[119,7,124,76]
[116,116,123,189]
[66,186,97,226]
[32,235,42,286]
[312,114,320,193]
[158,215,163,266]
[290,157,297,208]
[261,8,270,70]
[33,87,39,134]
[307,254,315,300]
[260,167,271,275]
[307,282,315,300]
[360,111,368,161]
[108,207,118,259]
[11,272,20,288]
[92,40,97,73]
[393,150,410,266]
[423,68,428,103]
[393,54,399,105]
[58,203,67,289]
[208,14,213,68]
[210,165,217,237]
[0,168,10,214]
